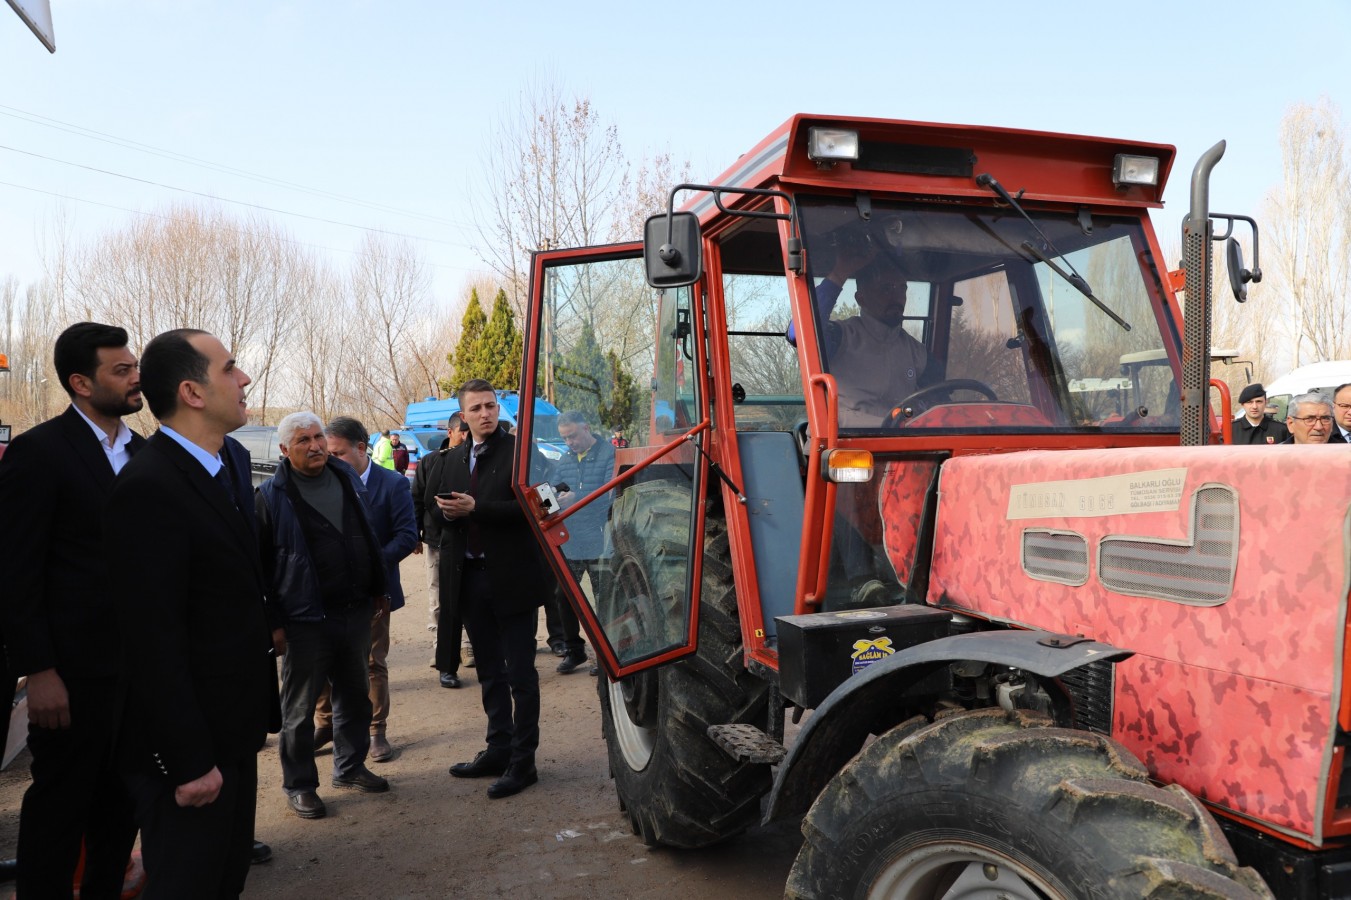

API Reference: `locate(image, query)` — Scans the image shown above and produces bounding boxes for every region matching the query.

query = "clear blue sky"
[2,0,1347,306]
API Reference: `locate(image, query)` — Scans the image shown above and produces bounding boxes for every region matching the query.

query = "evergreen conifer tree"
[480,289,524,391]
[448,288,488,389]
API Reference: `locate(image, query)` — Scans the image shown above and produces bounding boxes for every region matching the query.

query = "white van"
[1262,361,1351,420]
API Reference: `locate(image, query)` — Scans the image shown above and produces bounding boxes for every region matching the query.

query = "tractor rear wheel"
[787,708,1272,900]
[597,482,772,848]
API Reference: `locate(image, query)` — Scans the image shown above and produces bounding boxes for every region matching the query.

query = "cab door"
[515,244,710,681]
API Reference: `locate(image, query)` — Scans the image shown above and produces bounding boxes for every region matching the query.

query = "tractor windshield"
[795,197,1179,433]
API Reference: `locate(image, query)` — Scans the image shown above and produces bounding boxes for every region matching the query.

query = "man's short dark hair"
[325,416,369,449]
[558,410,591,428]
[457,378,495,404]
[1334,383,1351,399]
[447,412,467,432]
[53,322,131,398]
[140,329,210,419]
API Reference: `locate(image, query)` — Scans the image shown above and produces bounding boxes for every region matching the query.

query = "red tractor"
[514,114,1348,898]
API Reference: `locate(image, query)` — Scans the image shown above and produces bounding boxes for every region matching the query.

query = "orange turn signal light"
[822,448,873,483]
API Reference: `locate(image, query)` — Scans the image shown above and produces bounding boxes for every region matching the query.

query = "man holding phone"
[433,379,553,799]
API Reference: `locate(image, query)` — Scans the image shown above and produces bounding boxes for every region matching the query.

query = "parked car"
[229,425,281,487]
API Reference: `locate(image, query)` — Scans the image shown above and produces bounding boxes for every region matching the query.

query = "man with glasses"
[1232,383,1289,445]
[1283,393,1335,445]
[1328,383,1351,444]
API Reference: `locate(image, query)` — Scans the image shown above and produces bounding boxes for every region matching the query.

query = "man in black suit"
[104,328,279,899]
[438,379,554,798]
[0,321,144,898]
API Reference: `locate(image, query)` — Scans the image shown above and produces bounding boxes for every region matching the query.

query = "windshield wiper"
[976,173,1131,332]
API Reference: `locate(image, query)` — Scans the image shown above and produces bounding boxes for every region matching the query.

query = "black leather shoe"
[440,671,461,689]
[287,791,327,819]
[557,651,588,674]
[0,857,16,881]
[449,748,510,778]
[588,663,599,677]
[548,641,566,657]
[251,841,272,864]
[313,724,333,751]
[332,766,389,793]
[487,764,538,799]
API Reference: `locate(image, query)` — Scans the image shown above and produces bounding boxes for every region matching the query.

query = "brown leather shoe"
[287,791,326,819]
[332,765,389,793]
[370,733,394,763]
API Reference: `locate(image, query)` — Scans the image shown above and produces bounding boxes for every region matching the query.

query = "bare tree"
[345,232,435,427]
[1262,98,1351,366]
[474,78,627,314]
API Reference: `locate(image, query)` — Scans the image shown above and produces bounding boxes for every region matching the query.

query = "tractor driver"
[788,238,928,428]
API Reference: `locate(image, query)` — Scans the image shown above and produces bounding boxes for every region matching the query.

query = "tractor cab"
[516,115,1212,682]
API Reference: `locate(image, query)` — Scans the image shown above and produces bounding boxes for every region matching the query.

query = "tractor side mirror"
[1225,237,1256,303]
[644,212,702,288]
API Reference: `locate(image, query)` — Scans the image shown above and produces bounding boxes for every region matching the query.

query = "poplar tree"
[449,288,488,388]
[480,288,524,391]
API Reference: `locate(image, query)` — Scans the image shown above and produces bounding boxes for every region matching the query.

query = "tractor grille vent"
[1022,530,1089,586]
[1098,486,1238,606]
[1058,658,1115,735]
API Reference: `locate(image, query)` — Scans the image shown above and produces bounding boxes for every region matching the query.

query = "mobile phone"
[554,482,570,494]
[435,492,456,500]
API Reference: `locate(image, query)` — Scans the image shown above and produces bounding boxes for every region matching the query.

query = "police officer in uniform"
[1232,383,1289,445]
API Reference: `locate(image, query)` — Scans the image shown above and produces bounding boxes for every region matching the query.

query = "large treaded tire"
[598,481,772,849]
[787,708,1273,900]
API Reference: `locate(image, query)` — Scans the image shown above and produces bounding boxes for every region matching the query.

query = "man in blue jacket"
[256,412,391,820]
[316,416,419,762]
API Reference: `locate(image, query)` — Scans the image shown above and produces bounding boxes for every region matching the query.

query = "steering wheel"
[882,378,999,427]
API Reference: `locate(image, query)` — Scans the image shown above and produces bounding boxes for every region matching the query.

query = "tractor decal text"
[1007,468,1187,520]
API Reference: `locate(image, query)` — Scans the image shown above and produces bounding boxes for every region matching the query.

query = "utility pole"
[540,238,557,403]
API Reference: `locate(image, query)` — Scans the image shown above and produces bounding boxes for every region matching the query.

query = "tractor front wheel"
[787,708,1272,900]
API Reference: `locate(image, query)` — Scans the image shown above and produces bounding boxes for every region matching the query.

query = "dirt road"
[0,556,804,899]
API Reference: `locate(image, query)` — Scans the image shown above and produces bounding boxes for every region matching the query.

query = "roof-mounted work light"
[1112,154,1160,188]
[807,128,859,164]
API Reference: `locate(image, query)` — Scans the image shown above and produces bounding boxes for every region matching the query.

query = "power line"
[0,143,476,250]
[0,102,474,233]
[0,179,484,273]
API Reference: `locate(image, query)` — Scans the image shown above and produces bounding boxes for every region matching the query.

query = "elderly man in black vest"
[256,411,390,820]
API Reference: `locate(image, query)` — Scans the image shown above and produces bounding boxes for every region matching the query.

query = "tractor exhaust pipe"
[1180,141,1226,447]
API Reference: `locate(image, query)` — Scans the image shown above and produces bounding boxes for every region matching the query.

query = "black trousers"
[127,754,257,900]
[17,675,137,900]
[460,566,540,767]
[278,606,373,793]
